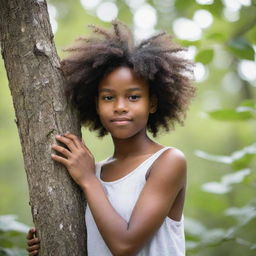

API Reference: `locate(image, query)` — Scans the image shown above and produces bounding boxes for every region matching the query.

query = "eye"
[102,95,114,101]
[128,95,141,101]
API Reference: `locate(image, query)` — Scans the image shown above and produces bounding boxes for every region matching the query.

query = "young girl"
[26,20,196,256]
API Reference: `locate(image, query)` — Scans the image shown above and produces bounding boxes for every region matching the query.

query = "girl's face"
[97,67,156,139]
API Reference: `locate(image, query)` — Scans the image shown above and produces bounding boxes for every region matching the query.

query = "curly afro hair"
[61,20,196,137]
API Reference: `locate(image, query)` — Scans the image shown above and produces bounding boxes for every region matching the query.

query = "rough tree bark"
[0,0,87,255]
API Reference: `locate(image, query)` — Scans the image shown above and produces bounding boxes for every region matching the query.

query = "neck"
[112,129,156,159]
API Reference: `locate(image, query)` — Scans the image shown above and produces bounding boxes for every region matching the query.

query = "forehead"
[98,67,149,91]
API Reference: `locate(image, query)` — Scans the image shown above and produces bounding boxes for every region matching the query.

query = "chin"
[110,129,145,140]
[111,132,134,140]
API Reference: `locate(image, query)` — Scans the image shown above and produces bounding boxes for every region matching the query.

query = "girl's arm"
[52,133,186,256]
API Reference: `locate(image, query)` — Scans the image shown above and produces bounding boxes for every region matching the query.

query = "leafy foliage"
[228,38,255,60]
[168,0,256,254]
[195,49,214,64]
[0,215,28,256]
[195,143,256,169]
[190,101,256,253]
[191,90,256,252]
[207,100,256,121]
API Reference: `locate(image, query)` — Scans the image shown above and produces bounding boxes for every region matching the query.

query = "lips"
[110,117,132,125]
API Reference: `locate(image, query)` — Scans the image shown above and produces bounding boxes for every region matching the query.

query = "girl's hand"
[26,228,40,256]
[51,133,96,188]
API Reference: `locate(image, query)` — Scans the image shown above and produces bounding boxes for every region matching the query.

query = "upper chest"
[100,154,153,182]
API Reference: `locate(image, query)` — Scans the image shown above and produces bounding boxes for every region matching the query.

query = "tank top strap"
[95,159,109,178]
[148,146,171,163]
[96,146,172,182]
[140,146,171,175]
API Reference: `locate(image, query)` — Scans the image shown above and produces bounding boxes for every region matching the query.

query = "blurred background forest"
[0,0,256,255]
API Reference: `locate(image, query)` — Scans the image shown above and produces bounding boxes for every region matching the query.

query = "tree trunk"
[0,0,87,255]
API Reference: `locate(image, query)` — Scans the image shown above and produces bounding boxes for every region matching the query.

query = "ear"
[149,95,157,114]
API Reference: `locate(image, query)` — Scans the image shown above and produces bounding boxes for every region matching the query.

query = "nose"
[114,98,128,114]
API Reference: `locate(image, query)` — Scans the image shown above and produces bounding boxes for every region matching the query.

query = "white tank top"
[85,147,185,256]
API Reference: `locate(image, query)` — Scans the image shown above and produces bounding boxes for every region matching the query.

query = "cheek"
[97,103,110,122]
[132,108,151,125]
[136,101,151,117]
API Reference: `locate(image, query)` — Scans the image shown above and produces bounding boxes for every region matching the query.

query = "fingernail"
[56,135,60,138]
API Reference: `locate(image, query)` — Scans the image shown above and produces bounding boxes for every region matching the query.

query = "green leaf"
[0,248,27,256]
[185,241,200,250]
[206,32,226,42]
[207,100,256,121]
[235,238,256,250]
[0,238,13,248]
[185,218,231,247]
[201,169,251,194]
[225,204,256,226]
[208,109,254,121]
[0,215,29,233]
[206,1,224,16]
[247,25,256,44]
[195,143,256,169]
[221,169,251,185]
[195,49,214,64]
[201,182,231,194]
[185,217,207,237]
[174,0,195,11]
[227,38,255,60]
[195,150,232,164]
[179,39,200,47]
[230,144,256,169]
[240,99,256,108]
[201,228,228,245]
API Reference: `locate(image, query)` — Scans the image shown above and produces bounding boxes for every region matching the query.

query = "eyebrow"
[99,87,143,93]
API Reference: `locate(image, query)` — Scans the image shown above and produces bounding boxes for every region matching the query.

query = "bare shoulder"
[148,147,187,185]
[161,147,187,169]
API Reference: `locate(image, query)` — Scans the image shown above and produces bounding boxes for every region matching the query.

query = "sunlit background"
[0,0,255,255]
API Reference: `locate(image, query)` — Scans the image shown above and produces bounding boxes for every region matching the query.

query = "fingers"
[55,135,77,152]
[51,154,69,166]
[52,133,93,164]
[28,250,39,256]
[27,244,40,256]
[65,133,91,152]
[52,144,72,158]
[27,237,40,246]
[26,228,36,240]
[26,229,40,256]
[27,243,40,251]
[63,133,93,156]
[63,133,83,148]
